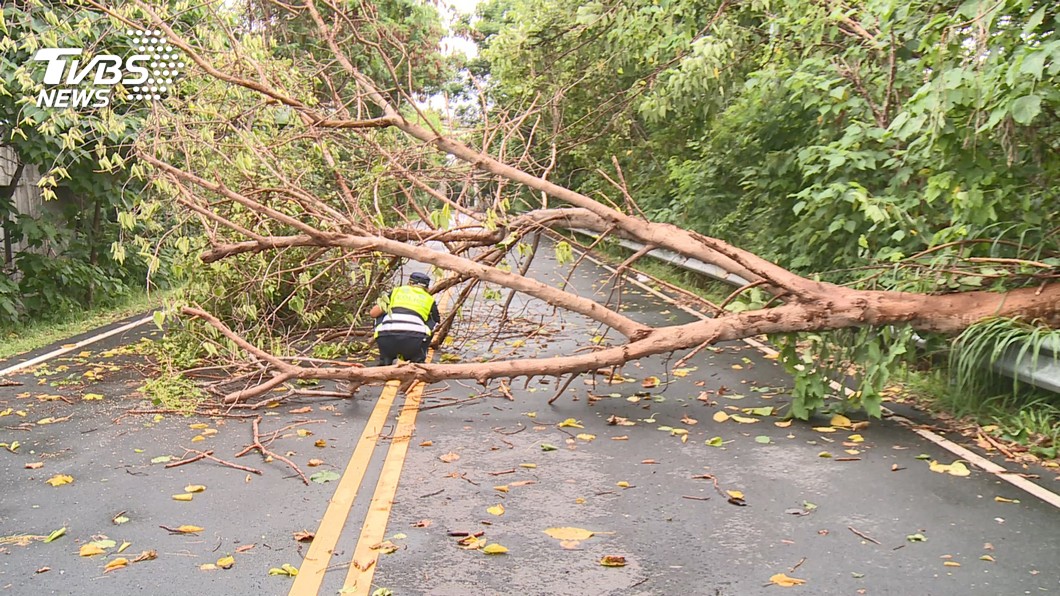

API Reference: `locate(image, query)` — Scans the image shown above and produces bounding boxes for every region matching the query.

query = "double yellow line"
[290,285,448,595]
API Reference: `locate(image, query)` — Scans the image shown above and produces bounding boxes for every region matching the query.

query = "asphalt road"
[1,246,1059,596]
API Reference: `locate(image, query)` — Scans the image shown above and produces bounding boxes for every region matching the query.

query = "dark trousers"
[377,333,429,365]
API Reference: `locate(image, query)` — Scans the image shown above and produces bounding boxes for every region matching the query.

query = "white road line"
[574,248,1060,510]
[0,315,154,378]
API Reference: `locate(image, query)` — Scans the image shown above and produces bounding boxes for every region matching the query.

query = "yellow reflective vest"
[374,286,435,338]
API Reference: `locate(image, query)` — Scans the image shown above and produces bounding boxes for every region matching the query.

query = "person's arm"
[427,301,441,330]
[369,304,384,318]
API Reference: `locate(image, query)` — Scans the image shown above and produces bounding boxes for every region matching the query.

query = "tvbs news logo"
[32,29,184,108]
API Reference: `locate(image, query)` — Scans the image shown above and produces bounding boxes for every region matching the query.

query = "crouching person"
[369,272,440,366]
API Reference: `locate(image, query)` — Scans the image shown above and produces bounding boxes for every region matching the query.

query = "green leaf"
[540,443,558,451]
[1010,95,1041,125]
[150,455,173,464]
[44,527,66,543]
[754,435,771,444]
[310,471,340,483]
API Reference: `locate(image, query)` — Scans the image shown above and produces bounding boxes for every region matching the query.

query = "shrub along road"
[1,249,1058,595]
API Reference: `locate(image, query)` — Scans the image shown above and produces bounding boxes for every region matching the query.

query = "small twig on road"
[492,423,525,435]
[235,416,309,484]
[848,526,881,545]
[789,557,807,573]
[168,447,263,474]
[548,372,579,405]
[487,469,516,476]
[681,495,710,501]
[418,489,444,498]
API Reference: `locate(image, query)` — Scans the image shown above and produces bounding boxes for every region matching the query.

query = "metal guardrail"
[569,228,1060,395]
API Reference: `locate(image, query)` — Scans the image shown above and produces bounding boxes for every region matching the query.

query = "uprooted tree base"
[87,1,1058,413]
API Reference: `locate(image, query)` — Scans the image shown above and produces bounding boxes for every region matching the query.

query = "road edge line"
[0,315,153,378]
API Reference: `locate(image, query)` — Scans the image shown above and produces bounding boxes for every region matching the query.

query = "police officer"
[369,272,440,365]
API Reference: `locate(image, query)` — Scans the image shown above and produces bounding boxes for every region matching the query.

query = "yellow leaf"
[599,555,627,567]
[172,493,194,501]
[557,418,584,429]
[103,557,129,573]
[200,564,218,571]
[731,364,743,370]
[543,527,594,541]
[844,449,860,455]
[770,573,807,587]
[201,429,218,436]
[191,435,205,442]
[481,543,508,555]
[929,460,971,477]
[487,504,505,516]
[730,415,759,424]
[175,525,204,534]
[80,544,106,557]
[774,420,792,428]
[943,561,960,567]
[314,439,327,447]
[980,555,995,562]
[576,433,596,441]
[117,541,131,554]
[994,496,1020,504]
[82,393,104,401]
[847,434,864,443]
[184,485,206,493]
[268,563,299,576]
[494,485,509,493]
[46,474,73,487]
[189,423,208,430]
[307,458,324,467]
[830,414,852,428]
[519,463,536,469]
[439,451,460,463]
[713,411,730,423]
[813,426,836,433]
[296,429,312,437]
[818,451,833,458]
[616,481,630,488]
[217,555,235,569]
[726,490,744,500]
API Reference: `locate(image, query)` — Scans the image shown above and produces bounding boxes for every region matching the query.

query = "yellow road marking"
[341,376,428,595]
[288,379,401,596]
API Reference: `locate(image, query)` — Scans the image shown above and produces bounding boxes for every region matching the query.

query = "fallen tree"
[70,0,1057,415]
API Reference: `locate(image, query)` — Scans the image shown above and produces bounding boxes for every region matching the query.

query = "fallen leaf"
[24,462,43,470]
[994,496,1020,503]
[112,514,130,525]
[754,435,771,444]
[293,531,315,542]
[189,423,208,430]
[200,564,217,571]
[544,527,594,541]
[730,415,759,424]
[519,463,537,469]
[268,563,299,576]
[616,481,631,488]
[979,555,995,562]
[83,393,104,401]
[370,541,399,554]
[907,533,927,542]
[681,415,698,425]
[557,418,584,429]
[184,484,206,493]
[310,471,340,483]
[481,543,508,555]
[132,550,157,562]
[818,451,833,458]
[600,555,626,567]
[726,490,744,500]
[705,436,724,447]
[45,474,73,487]
[847,434,865,443]
[540,443,558,452]
[576,433,596,441]
[172,493,194,501]
[770,573,807,587]
[439,451,460,463]
[494,485,509,493]
[742,406,774,416]
[314,439,327,448]
[80,544,106,557]
[419,440,433,447]
[641,376,660,388]
[35,567,50,574]
[943,561,960,567]
[929,460,971,477]
[774,420,793,428]
[296,429,313,437]
[236,544,255,553]
[830,414,853,428]
[191,435,205,442]
[103,557,129,573]
[151,456,173,464]
[712,411,730,423]
[215,555,235,569]
[411,519,432,528]
[43,527,65,543]
[174,525,204,534]
[289,407,312,414]
[487,504,505,516]
[307,458,324,467]
[117,541,131,554]
[813,426,837,433]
